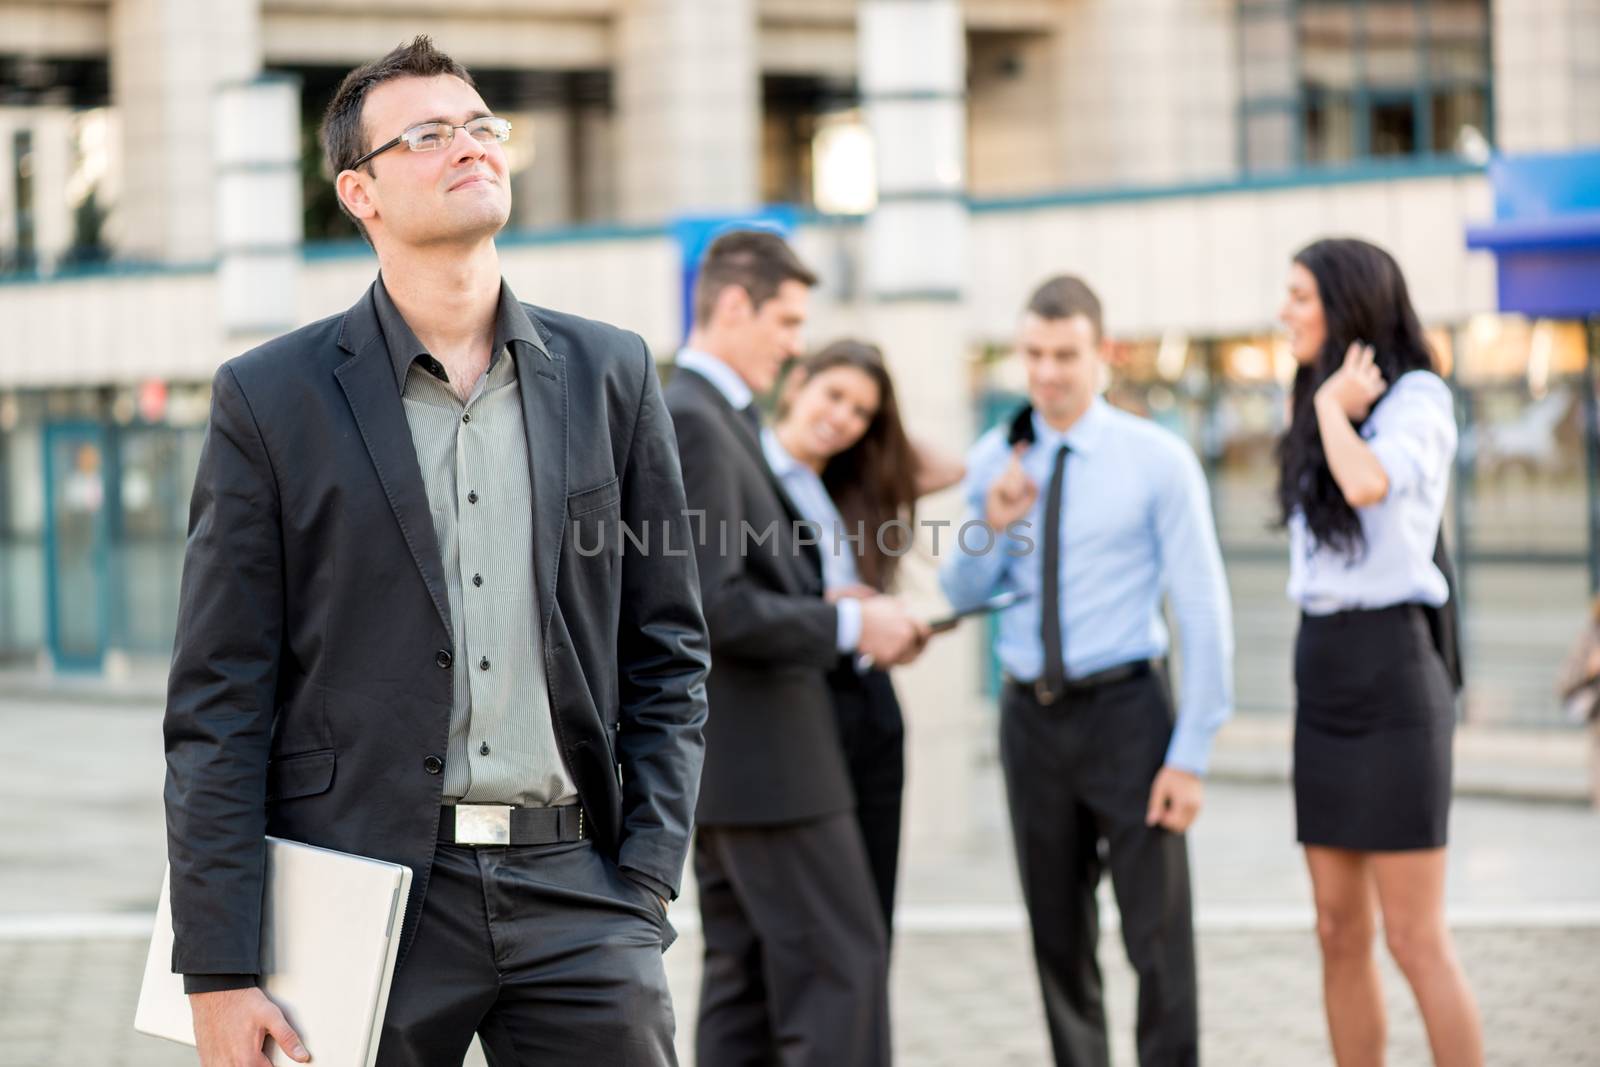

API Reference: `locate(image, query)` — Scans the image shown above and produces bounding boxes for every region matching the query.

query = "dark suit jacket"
[163,280,710,977]
[663,366,853,826]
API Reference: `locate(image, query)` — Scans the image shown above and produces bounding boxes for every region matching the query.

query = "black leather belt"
[438,803,586,846]
[1005,659,1156,706]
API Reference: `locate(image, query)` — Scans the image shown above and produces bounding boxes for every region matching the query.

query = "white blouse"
[761,428,863,593]
[1287,370,1457,615]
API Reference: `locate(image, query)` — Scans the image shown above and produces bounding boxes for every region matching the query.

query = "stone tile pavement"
[2,922,1597,1066]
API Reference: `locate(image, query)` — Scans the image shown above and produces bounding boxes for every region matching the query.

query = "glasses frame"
[349,115,512,171]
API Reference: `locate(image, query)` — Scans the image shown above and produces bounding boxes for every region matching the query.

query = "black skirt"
[1293,603,1456,851]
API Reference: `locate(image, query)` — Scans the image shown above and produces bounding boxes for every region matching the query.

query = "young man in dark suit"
[665,230,927,1067]
[164,37,708,1067]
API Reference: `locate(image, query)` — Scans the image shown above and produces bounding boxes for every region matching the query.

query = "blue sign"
[672,208,800,341]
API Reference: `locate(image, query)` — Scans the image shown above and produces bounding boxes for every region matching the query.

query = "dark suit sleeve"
[669,400,839,669]
[614,337,711,897]
[162,363,282,977]
[183,973,258,994]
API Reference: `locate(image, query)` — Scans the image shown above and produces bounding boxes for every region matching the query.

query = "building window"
[1239,0,1491,173]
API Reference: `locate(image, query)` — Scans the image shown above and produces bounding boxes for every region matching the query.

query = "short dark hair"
[1025,275,1104,340]
[692,229,818,326]
[319,36,476,241]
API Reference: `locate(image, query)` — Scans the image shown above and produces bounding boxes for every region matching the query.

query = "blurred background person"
[765,339,965,937]
[667,231,926,1067]
[1277,237,1483,1067]
[1556,594,1600,807]
[941,275,1234,1067]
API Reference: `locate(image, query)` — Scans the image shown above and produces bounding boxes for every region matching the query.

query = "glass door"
[44,423,109,671]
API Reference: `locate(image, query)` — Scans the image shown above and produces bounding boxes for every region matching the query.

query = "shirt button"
[467,490,479,504]
[479,741,491,756]
[423,755,443,775]
[435,649,453,669]
[479,656,491,671]
[472,573,483,588]
[462,412,472,424]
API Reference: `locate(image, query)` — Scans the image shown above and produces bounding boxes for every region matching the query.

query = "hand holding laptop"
[191,987,311,1066]
[137,838,413,1067]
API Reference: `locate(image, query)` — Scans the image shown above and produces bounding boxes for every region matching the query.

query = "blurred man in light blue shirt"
[940,275,1233,1067]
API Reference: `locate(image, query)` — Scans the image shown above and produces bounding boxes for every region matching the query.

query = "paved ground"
[3,697,1598,1066]
[4,923,1598,1066]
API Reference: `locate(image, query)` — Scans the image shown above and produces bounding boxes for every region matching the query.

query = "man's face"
[345,74,511,248]
[1019,312,1102,427]
[728,280,810,394]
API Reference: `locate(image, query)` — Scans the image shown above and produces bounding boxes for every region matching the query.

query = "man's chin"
[418,207,511,247]
[1033,398,1079,424]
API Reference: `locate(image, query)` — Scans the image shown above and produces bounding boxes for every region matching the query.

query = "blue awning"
[1464,150,1600,319]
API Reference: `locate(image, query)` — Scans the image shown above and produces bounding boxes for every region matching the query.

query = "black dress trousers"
[375,840,678,1067]
[693,813,890,1067]
[827,660,907,938]
[999,670,1198,1067]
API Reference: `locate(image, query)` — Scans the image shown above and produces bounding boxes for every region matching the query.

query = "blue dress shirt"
[940,399,1235,775]
[674,349,860,652]
[1288,370,1457,614]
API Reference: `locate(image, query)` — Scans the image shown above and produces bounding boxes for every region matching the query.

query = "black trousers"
[375,840,678,1067]
[694,813,890,1067]
[828,663,906,937]
[999,671,1199,1067]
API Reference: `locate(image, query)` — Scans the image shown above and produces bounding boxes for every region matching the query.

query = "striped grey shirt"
[375,276,577,808]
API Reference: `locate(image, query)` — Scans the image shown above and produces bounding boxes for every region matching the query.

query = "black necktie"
[1040,444,1071,702]
[739,402,762,439]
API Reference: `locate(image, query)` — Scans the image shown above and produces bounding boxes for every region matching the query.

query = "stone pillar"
[110,0,261,263]
[215,76,300,339]
[1494,0,1600,152]
[513,104,576,230]
[858,0,980,860]
[0,109,24,269]
[575,101,617,222]
[28,108,75,273]
[1051,0,1237,188]
[614,0,759,221]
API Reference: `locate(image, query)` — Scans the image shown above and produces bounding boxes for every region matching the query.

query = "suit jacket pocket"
[265,749,336,801]
[568,479,623,561]
[567,478,621,518]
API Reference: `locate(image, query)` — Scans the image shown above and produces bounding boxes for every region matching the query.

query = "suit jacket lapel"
[513,321,566,635]
[333,284,453,638]
[676,368,821,576]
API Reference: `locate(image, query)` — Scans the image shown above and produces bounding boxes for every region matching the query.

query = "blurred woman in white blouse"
[763,340,964,940]
[1277,237,1482,1067]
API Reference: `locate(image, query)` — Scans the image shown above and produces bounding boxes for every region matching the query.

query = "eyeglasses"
[350,115,512,170]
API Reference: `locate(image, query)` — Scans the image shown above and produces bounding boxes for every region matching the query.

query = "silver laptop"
[136,837,414,1067]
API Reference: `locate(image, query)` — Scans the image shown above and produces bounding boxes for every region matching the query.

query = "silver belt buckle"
[454,804,512,845]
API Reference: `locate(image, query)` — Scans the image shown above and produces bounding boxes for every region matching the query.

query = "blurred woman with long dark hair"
[1277,237,1482,1066]
[764,339,964,937]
